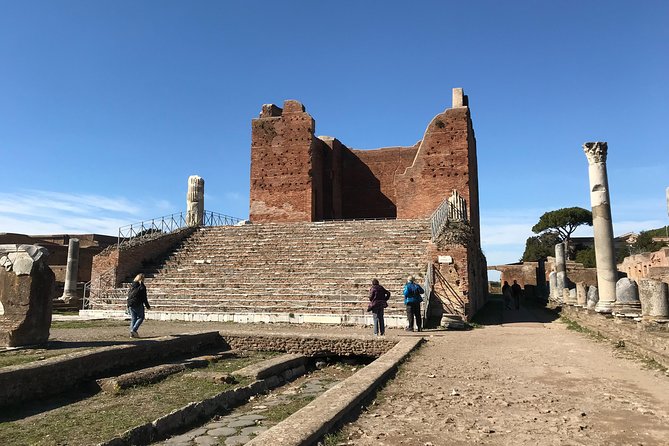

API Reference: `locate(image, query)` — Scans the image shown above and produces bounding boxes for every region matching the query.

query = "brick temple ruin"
[84,88,488,326]
[250,88,480,224]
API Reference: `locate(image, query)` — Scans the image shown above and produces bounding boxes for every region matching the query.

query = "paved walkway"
[158,371,342,445]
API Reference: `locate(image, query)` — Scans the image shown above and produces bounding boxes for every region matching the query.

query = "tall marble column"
[583,142,617,313]
[186,175,205,227]
[555,242,567,303]
[549,271,558,301]
[60,238,79,303]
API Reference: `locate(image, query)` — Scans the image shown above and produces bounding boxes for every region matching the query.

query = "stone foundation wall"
[220,332,394,357]
[560,305,669,368]
[0,332,397,408]
[0,331,222,407]
[426,223,488,322]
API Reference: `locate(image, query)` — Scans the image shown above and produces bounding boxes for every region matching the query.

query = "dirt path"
[338,301,669,445]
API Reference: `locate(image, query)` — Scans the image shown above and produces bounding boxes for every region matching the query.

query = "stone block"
[613,277,641,317]
[586,286,599,310]
[638,279,669,319]
[0,245,54,347]
[576,282,587,307]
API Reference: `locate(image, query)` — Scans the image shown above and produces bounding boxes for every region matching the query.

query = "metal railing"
[422,262,434,328]
[430,198,451,241]
[82,210,242,310]
[117,210,242,247]
[82,265,118,309]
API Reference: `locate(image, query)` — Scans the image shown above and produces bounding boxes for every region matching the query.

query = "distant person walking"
[127,273,150,338]
[403,275,424,332]
[368,278,390,336]
[511,280,523,310]
[502,280,512,309]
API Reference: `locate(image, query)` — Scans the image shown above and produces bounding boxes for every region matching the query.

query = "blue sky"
[1,1,667,271]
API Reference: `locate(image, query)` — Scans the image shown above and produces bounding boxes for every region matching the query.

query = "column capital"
[583,142,608,164]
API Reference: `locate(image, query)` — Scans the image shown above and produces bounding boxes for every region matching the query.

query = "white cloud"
[481,222,533,246]
[613,219,668,235]
[224,192,243,201]
[0,189,162,236]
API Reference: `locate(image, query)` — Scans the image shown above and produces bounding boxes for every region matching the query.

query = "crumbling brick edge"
[245,337,424,446]
[557,305,669,369]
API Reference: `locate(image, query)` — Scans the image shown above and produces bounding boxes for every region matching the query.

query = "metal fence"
[117,210,242,247]
[422,262,434,327]
[430,198,450,241]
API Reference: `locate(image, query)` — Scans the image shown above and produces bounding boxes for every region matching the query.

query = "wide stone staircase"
[83,219,432,327]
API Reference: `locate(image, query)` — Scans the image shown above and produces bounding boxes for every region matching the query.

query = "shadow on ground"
[473,294,559,326]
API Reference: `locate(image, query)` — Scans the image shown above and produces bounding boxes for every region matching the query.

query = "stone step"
[91,219,431,318]
[89,301,409,314]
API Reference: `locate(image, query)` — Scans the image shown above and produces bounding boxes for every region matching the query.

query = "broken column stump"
[0,244,55,347]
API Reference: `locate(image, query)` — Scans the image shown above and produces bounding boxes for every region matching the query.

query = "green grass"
[0,353,274,446]
[560,316,606,341]
[322,430,347,446]
[51,319,129,329]
[261,395,316,423]
[0,349,87,368]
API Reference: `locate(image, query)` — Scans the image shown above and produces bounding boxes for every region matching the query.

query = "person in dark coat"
[502,280,512,309]
[511,280,523,310]
[403,275,424,332]
[127,273,150,338]
[368,278,390,336]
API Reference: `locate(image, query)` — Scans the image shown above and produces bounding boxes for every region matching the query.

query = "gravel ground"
[337,301,669,446]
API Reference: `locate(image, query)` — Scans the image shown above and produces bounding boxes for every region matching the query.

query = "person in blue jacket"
[403,275,424,332]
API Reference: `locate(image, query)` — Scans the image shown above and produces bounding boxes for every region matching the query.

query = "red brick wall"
[248,99,478,232]
[394,107,477,233]
[91,228,195,288]
[342,146,417,219]
[250,100,317,222]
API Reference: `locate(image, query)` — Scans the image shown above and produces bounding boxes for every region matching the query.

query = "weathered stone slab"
[233,353,307,380]
[586,285,599,310]
[613,277,642,317]
[97,363,187,394]
[576,282,587,307]
[0,244,54,347]
[638,279,669,320]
